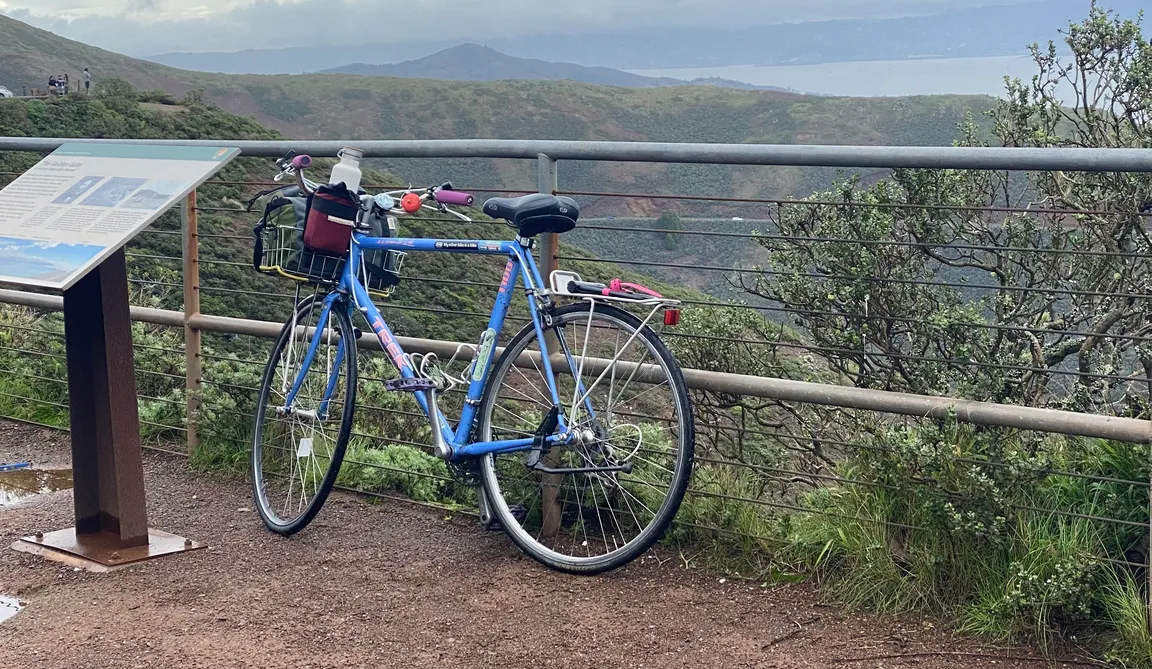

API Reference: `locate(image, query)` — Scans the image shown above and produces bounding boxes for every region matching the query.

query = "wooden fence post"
[181,191,202,454]
[538,154,559,281]
[536,154,564,538]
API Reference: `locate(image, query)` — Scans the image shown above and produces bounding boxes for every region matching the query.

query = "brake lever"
[275,150,297,170]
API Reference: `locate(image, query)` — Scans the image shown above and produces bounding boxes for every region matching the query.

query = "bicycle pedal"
[383,377,438,392]
[484,504,528,532]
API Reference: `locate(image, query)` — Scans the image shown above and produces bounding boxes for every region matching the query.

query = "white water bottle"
[329,146,363,192]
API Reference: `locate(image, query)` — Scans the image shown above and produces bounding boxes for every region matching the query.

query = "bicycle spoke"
[554,476,572,544]
[612,379,672,414]
[493,403,541,430]
[566,305,598,427]
[613,475,647,540]
[606,328,623,418]
[571,470,589,556]
[630,453,677,476]
[587,475,611,554]
[615,484,658,520]
[526,351,555,404]
[500,369,553,409]
[510,362,554,407]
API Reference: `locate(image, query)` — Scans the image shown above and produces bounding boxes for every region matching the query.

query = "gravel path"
[0,421,1090,669]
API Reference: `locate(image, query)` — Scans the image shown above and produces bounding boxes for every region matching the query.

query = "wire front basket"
[255,223,405,298]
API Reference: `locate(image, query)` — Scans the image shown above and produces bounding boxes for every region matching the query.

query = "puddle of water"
[0,468,73,506]
[0,595,23,623]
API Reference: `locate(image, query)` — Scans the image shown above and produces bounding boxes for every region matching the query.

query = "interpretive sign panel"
[0,143,238,289]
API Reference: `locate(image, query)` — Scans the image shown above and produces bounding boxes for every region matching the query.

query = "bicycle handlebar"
[433,189,474,206]
[277,152,475,222]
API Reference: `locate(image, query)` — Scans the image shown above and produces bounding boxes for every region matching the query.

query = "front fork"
[279,294,347,421]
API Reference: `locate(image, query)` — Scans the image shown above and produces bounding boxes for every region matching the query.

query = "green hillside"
[0,13,996,212]
[0,91,723,331]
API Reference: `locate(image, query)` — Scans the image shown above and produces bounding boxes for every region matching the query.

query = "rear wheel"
[251,293,358,535]
[477,303,694,574]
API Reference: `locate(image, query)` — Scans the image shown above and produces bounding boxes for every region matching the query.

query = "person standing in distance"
[83,68,91,95]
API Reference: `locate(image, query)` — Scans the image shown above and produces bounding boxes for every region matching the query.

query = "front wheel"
[251,293,358,535]
[478,303,695,574]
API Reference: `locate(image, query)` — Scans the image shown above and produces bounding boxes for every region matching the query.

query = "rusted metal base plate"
[11,528,205,571]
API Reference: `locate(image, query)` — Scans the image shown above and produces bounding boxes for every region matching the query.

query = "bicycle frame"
[283,231,576,461]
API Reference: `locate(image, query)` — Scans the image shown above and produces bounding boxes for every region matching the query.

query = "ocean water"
[632,55,1074,99]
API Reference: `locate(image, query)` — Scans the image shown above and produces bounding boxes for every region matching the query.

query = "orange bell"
[401,193,422,213]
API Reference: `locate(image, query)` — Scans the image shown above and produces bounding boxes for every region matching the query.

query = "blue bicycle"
[250,153,694,574]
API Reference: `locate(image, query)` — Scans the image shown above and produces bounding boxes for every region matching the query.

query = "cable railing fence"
[0,138,1149,602]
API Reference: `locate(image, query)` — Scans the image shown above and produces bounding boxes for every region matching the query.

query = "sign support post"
[64,247,149,546]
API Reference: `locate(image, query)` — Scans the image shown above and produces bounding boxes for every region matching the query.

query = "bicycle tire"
[477,303,694,574]
[251,293,358,536]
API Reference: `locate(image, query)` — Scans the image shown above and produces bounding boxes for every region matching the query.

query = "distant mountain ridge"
[143,0,1145,76]
[320,44,791,91]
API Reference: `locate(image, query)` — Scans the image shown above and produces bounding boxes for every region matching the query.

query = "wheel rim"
[480,306,691,566]
[254,298,352,528]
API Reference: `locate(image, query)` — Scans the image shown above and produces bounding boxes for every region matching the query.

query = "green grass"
[787,483,956,614]
[961,515,1104,645]
[1102,571,1152,668]
[189,435,249,474]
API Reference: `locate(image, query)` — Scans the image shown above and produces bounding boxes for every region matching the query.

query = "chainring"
[446,457,483,487]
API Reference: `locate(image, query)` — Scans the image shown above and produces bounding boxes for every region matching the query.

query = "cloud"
[0,240,60,253]
[5,0,1031,56]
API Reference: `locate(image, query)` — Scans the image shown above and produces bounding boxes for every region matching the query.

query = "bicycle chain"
[446,458,483,487]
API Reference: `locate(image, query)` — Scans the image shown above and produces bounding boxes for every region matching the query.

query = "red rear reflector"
[664,309,680,326]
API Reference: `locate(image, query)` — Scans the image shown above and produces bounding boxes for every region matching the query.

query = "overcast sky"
[3,0,1034,56]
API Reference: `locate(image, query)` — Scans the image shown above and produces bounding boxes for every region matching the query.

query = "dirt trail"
[0,421,1088,668]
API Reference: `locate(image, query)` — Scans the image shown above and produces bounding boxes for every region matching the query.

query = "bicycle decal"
[369,316,409,374]
[472,328,497,382]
